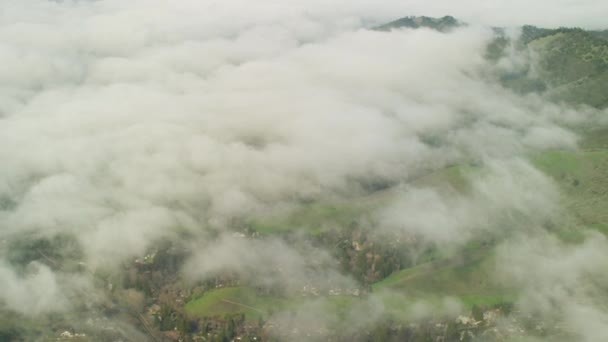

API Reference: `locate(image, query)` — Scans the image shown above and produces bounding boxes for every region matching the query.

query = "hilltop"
[374,15,462,32]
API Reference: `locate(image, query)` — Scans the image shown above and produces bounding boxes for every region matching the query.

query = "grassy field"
[184,287,288,320]
[183,286,367,324]
[411,164,477,194]
[248,185,400,236]
[532,148,608,229]
[371,240,515,308]
[249,202,361,236]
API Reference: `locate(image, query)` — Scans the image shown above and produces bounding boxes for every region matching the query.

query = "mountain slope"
[525,27,608,108]
[378,16,608,108]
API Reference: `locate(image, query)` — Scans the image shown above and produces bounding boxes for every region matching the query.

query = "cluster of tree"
[156,309,264,342]
[315,228,419,285]
[4,232,84,273]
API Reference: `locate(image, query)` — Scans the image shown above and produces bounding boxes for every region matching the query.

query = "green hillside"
[528,29,608,107]
[375,18,608,108]
[532,149,608,230]
[372,243,513,308]
[495,26,608,108]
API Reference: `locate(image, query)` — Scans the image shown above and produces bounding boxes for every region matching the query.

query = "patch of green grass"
[555,222,608,243]
[248,190,396,236]
[532,150,582,177]
[184,287,287,320]
[372,243,514,309]
[532,148,608,227]
[249,203,361,236]
[590,223,608,234]
[412,164,478,194]
[321,295,360,320]
[554,227,587,243]
[372,265,422,290]
[459,294,515,308]
[184,288,374,325]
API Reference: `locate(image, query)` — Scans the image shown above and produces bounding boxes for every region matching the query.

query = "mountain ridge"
[376,16,608,108]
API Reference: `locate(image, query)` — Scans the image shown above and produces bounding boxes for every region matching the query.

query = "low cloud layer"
[183,235,354,293]
[0,261,92,316]
[0,0,607,340]
[379,159,559,245]
[497,233,608,341]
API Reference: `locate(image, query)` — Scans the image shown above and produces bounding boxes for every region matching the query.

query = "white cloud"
[0,3,604,336]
